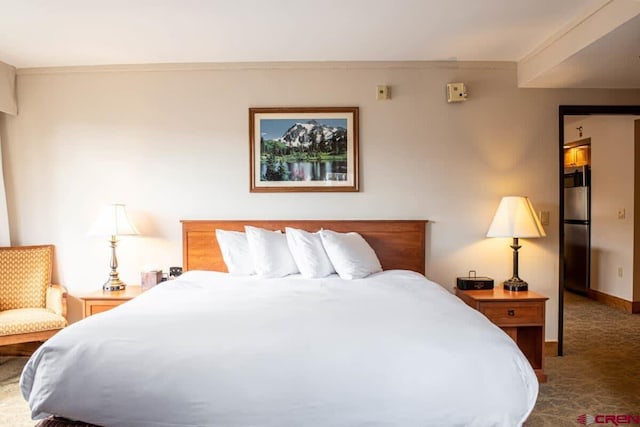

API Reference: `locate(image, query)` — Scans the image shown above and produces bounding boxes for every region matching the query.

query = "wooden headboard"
[182,220,428,275]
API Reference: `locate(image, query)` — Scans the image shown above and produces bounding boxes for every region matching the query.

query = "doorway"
[558,105,640,356]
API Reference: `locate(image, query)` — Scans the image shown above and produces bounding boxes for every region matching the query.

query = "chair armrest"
[46,284,68,318]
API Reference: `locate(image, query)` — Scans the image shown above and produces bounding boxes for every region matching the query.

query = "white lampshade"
[88,204,140,237]
[486,196,546,238]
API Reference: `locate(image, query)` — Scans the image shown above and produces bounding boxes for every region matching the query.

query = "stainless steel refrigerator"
[564,183,590,294]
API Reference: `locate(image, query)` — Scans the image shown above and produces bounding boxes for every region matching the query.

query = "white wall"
[2,61,640,336]
[565,115,638,301]
[0,61,17,115]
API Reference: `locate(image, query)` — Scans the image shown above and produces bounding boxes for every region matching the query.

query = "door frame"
[558,105,640,355]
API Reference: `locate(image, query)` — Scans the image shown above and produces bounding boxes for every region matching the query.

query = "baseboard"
[587,289,638,313]
[544,341,558,357]
[0,342,42,356]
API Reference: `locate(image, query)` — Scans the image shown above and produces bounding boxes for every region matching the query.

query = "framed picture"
[249,107,359,192]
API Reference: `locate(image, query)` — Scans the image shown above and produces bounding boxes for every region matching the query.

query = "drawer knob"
[507,309,515,316]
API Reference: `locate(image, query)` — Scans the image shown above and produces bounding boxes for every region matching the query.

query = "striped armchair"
[0,245,68,346]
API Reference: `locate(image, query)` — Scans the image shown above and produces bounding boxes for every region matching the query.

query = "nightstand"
[455,287,548,382]
[81,286,143,318]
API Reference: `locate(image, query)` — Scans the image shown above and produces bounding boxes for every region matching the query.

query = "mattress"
[21,270,538,426]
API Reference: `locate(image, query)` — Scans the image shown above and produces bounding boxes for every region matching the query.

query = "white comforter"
[21,270,538,427]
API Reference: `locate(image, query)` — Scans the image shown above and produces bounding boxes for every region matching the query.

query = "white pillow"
[215,230,255,276]
[319,229,382,280]
[285,227,335,278]
[245,226,299,278]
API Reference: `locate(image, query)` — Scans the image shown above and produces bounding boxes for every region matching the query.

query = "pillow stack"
[215,226,382,280]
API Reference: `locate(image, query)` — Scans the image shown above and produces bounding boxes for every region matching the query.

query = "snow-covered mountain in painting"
[278,120,346,148]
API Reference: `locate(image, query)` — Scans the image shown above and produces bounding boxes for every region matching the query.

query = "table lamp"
[88,204,140,291]
[486,196,545,291]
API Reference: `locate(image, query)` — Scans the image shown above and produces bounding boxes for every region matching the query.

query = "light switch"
[618,208,626,220]
[539,211,550,226]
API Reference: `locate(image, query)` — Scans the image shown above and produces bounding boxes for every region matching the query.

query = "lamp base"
[103,278,126,292]
[503,279,528,292]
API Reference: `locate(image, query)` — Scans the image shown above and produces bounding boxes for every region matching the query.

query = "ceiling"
[0,0,638,88]
[520,12,640,88]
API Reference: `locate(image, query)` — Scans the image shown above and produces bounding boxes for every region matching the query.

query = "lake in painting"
[260,159,348,182]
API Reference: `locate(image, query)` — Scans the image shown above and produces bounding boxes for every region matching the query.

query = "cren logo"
[577,414,596,425]
[578,414,640,425]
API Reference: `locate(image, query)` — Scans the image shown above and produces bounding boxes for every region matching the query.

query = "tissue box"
[141,270,163,291]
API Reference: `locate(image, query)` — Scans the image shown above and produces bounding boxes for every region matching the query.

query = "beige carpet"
[2,291,639,426]
[526,292,640,426]
[0,356,32,427]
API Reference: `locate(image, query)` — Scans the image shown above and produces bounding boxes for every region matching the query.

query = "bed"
[21,220,538,427]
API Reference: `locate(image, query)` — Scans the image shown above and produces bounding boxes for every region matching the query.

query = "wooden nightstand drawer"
[85,301,123,317]
[81,286,143,318]
[478,301,544,326]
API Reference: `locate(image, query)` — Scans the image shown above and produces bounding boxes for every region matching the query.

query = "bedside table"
[81,286,142,318]
[455,287,548,382]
